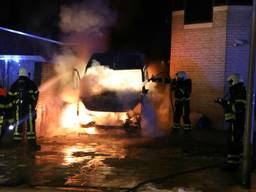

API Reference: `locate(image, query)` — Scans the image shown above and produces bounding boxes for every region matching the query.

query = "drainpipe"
[242,0,256,188]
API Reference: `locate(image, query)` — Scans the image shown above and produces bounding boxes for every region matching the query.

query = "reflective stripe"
[0,104,5,108]
[0,116,3,123]
[13,136,22,140]
[28,105,33,134]
[5,103,13,108]
[227,154,240,158]
[8,91,18,96]
[178,89,185,94]
[225,113,235,120]
[28,90,39,94]
[235,99,246,104]
[227,159,239,164]
[232,100,246,112]
[14,105,19,136]
[173,123,180,129]
[175,97,190,101]
[27,136,35,140]
[184,124,192,130]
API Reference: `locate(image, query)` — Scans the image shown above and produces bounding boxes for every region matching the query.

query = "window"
[184,0,213,24]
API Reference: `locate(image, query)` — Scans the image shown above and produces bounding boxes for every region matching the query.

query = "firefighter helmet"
[227,73,243,86]
[19,67,27,77]
[176,71,187,80]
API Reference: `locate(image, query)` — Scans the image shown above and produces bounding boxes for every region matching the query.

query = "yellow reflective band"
[178,89,185,94]
[0,104,5,108]
[8,92,18,96]
[173,123,180,129]
[27,136,36,139]
[28,105,33,134]
[13,137,22,140]
[5,103,13,108]
[227,155,240,158]
[225,113,235,120]
[227,160,239,164]
[28,90,39,94]
[14,105,20,135]
[235,99,246,104]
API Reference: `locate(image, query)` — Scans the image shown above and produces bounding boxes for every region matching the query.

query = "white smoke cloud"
[37,0,117,136]
[54,0,117,96]
[59,0,116,35]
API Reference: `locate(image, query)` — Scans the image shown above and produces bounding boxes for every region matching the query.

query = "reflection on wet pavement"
[0,129,225,191]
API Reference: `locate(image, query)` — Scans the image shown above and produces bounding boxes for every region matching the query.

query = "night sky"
[0,0,252,61]
[0,0,172,61]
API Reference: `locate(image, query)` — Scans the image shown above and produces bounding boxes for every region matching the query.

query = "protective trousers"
[0,114,3,137]
[226,114,244,167]
[13,104,36,144]
[173,100,191,131]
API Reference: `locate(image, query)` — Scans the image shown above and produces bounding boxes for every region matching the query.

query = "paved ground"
[0,127,255,192]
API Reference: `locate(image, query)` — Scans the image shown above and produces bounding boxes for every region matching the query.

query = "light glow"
[84,64,143,96]
[8,125,14,130]
[0,26,64,45]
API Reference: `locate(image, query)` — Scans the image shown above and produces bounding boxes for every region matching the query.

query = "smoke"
[140,62,171,137]
[37,0,117,136]
[59,0,116,35]
[80,60,142,97]
[55,0,117,102]
[59,0,117,59]
[54,0,117,99]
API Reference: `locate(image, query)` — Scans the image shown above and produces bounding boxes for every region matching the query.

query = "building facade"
[170,4,252,129]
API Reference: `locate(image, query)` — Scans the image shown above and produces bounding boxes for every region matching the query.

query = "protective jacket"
[171,79,192,100]
[224,82,246,167]
[171,78,192,131]
[8,76,39,142]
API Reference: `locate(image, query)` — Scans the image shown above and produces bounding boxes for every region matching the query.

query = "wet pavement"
[0,127,255,192]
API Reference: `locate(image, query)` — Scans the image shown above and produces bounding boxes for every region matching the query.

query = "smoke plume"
[37,0,117,136]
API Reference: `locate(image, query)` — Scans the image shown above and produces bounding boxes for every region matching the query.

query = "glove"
[214,97,223,103]
[7,118,15,124]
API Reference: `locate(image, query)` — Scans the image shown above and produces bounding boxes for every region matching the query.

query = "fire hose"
[72,68,81,116]
[125,160,225,192]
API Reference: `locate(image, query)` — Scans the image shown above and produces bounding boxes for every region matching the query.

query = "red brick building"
[170,3,252,129]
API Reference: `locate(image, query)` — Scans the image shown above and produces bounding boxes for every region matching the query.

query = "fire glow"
[60,64,143,133]
[82,63,143,96]
[61,101,97,134]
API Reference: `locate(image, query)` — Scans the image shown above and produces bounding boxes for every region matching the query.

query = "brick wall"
[170,6,228,129]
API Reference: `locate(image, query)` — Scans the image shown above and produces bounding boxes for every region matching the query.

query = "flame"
[82,63,143,96]
[61,101,97,134]
[60,101,127,134]
[59,62,144,134]
[84,127,96,134]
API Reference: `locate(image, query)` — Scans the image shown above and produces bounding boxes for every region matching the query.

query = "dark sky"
[0,0,172,60]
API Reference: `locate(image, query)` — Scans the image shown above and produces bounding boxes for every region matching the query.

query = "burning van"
[79,52,148,132]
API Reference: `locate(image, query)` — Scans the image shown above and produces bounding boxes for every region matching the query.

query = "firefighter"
[8,67,39,149]
[215,73,246,171]
[171,71,192,134]
[0,85,7,140]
